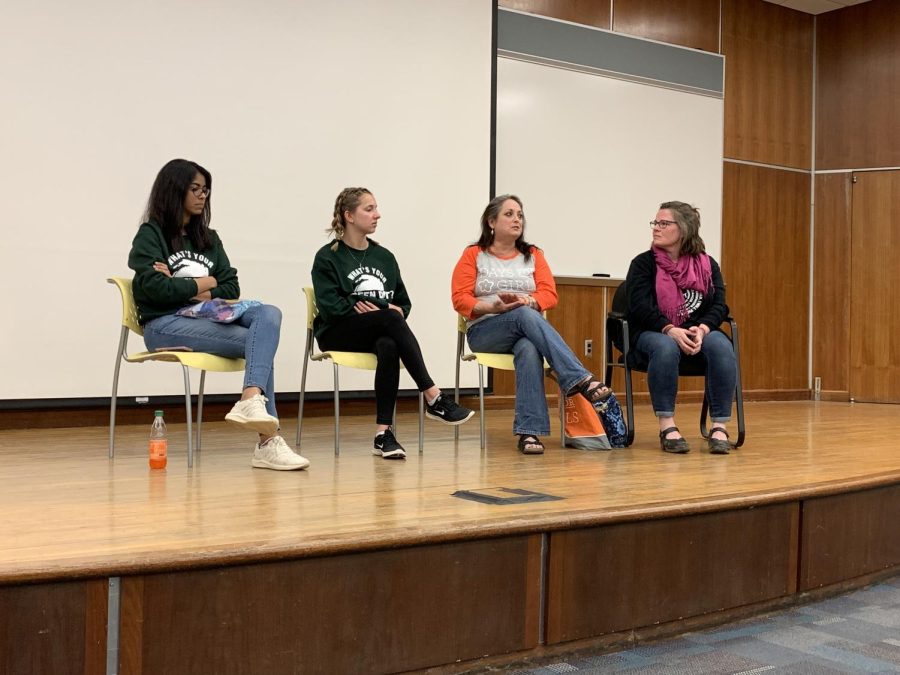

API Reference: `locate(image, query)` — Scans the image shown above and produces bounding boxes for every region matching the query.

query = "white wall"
[496,56,724,277]
[0,0,492,400]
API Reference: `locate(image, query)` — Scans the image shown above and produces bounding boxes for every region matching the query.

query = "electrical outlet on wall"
[584,339,592,357]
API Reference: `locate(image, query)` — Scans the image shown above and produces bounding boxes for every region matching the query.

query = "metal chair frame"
[108,277,245,468]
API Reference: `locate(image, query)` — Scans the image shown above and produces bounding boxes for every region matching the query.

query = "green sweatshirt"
[311,239,412,337]
[128,221,240,324]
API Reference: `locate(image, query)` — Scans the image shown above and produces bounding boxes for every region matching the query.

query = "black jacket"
[624,249,728,346]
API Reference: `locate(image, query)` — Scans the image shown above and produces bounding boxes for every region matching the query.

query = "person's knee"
[382,308,406,325]
[646,337,680,366]
[509,305,542,328]
[703,332,736,364]
[513,337,539,358]
[259,304,283,329]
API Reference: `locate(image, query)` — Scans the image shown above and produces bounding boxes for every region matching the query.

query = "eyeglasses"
[189,184,210,197]
[650,219,677,230]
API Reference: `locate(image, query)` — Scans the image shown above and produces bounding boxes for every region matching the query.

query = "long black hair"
[142,159,213,251]
[476,194,534,260]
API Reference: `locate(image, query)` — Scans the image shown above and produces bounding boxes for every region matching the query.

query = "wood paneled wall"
[722,163,810,393]
[0,579,107,675]
[722,0,813,170]
[120,537,542,674]
[816,0,900,170]
[611,0,720,53]
[499,0,611,29]
[849,170,900,403]
[547,503,799,643]
[812,173,852,398]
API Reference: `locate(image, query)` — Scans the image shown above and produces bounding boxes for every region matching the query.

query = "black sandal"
[708,428,731,455]
[659,426,690,454]
[572,378,613,404]
[517,434,545,455]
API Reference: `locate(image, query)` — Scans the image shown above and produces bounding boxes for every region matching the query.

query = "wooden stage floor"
[1,400,898,584]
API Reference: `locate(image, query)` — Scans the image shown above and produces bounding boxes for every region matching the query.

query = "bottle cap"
[154,410,164,417]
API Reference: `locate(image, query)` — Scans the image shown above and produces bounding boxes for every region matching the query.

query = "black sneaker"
[425,394,475,426]
[373,428,406,459]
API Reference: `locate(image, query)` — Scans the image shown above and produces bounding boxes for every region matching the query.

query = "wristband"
[662,324,674,335]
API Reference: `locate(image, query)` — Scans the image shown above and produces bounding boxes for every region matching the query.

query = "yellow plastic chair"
[454,315,564,449]
[108,277,245,468]
[296,287,424,455]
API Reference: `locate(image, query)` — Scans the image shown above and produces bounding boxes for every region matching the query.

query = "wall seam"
[723,158,810,174]
[808,15,817,393]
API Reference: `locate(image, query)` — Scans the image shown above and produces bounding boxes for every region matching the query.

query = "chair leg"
[478,365,486,450]
[197,370,206,452]
[418,392,424,453]
[109,328,128,458]
[333,363,340,456]
[454,351,462,442]
[734,391,746,448]
[182,366,194,468]
[700,393,710,439]
[559,391,565,447]
[624,363,635,447]
[296,351,311,447]
[734,358,746,449]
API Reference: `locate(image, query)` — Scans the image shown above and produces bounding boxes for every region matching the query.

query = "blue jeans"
[466,306,590,436]
[142,304,282,418]
[634,330,736,422]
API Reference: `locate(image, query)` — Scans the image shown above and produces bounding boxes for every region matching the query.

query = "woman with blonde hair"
[311,187,474,459]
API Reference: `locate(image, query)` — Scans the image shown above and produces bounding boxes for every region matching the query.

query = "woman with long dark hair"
[128,159,309,470]
[451,194,612,455]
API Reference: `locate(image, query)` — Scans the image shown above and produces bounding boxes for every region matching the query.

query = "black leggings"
[317,309,435,425]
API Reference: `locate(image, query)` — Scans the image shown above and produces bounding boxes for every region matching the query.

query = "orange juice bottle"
[149,410,168,469]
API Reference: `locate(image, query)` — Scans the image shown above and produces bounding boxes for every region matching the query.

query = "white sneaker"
[225,394,279,436]
[252,436,310,471]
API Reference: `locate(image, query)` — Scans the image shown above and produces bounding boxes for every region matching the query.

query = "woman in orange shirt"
[452,194,611,455]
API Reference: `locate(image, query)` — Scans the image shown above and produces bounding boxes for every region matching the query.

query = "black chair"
[604,282,745,448]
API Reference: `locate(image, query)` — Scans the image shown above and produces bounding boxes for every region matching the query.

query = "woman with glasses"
[452,194,612,455]
[128,158,309,471]
[311,187,475,460]
[625,201,736,455]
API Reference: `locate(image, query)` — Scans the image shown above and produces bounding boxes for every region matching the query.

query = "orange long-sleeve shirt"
[451,245,558,324]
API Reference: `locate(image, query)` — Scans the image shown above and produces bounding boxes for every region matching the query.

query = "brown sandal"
[517,435,545,455]
[573,378,613,404]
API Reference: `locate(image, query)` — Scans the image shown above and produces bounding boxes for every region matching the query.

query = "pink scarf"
[653,247,712,326]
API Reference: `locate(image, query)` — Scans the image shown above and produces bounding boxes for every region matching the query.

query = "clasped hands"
[488,292,534,314]
[667,325,708,355]
[353,300,404,316]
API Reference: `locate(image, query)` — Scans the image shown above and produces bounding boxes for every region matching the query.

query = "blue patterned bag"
[593,393,627,448]
[176,298,261,323]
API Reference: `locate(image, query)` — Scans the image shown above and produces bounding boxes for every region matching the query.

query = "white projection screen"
[496,56,724,279]
[495,9,724,280]
[0,0,492,402]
